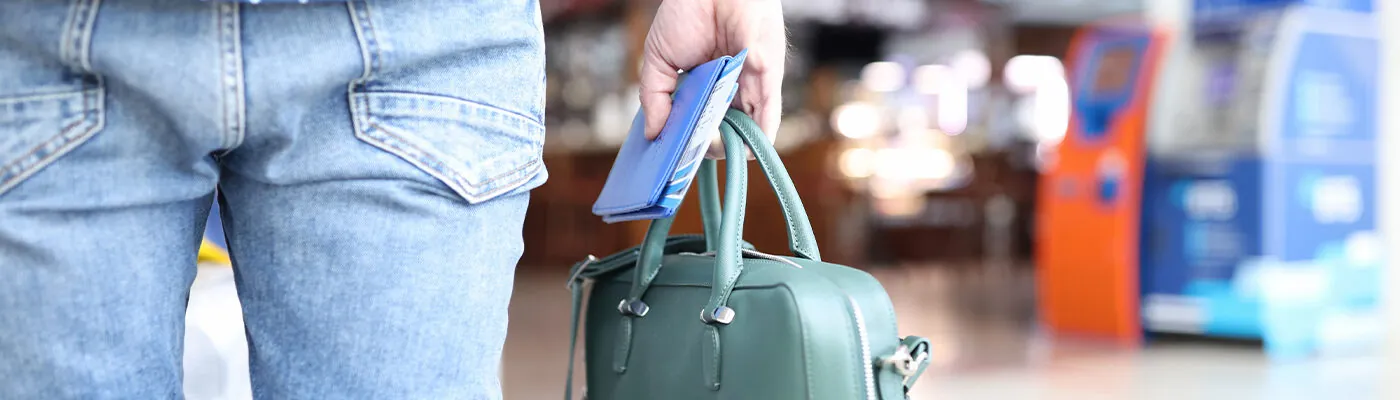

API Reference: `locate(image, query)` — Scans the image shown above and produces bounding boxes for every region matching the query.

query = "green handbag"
[565,110,932,399]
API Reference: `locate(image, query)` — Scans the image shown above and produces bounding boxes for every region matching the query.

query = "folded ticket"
[591,49,747,223]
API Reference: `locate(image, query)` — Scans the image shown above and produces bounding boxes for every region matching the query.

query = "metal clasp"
[618,299,650,317]
[700,306,736,325]
[882,344,928,377]
[565,254,598,291]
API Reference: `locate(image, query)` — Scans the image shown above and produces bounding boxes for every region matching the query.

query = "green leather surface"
[566,111,929,399]
[586,256,860,399]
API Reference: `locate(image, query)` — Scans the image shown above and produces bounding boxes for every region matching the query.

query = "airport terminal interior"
[168,0,1400,398]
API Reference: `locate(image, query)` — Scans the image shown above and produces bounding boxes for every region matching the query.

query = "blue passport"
[592,50,747,223]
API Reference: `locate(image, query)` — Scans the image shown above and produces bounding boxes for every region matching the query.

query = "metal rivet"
[700,306,735,325]
[618,299,649,317]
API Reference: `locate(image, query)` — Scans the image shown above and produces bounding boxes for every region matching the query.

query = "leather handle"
[628,110,820,298]
[627,110,822,317]
[700,124,750,321]
[695,110,822,261]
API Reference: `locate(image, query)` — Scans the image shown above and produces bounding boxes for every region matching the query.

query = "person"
[0,0,786,398]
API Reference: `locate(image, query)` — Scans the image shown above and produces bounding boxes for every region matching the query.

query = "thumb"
[638,49,679,141]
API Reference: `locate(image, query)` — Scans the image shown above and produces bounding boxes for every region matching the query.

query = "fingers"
[753,92,782,143]
[730,0,786,141]
[638,0,783,144]
[733,43,786,142]
[638,35,679,141]
[638,76,675,141]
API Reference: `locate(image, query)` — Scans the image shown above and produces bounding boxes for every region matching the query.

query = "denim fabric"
[0,0,546,398]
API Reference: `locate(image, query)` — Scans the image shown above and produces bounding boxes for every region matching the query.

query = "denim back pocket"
[0,88,105,197]
[350,92,545,203]
[0,0,106,197]
[345,0,547,204]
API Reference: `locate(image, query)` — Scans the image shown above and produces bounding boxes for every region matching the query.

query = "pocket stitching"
[357,90,544,129]
[0,86,105,196]
[360,121,543,201]
[350,92,544,203]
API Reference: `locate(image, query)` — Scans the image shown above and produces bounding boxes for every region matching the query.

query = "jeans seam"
[361,0,382,81]
[60,0,101,72]
[215,2,245,155]
[347,0,380,88]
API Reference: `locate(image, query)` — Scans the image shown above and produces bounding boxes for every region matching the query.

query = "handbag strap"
[699,114,751,324]
[706,109,821,261]
[564,257,593,400]
[624,110,822,311]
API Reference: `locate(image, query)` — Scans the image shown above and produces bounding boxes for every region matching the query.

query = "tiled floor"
[183,263,1387,399]
[503,263,1387,400]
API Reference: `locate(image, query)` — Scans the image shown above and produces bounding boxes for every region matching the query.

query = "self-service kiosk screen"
[1075,38,1147,140]
[1093,45,1139,94]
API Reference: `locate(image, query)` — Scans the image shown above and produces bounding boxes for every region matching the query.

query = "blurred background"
[186,0,1400,398]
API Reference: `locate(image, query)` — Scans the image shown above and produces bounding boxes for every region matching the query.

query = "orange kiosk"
[1036,21,1167,345]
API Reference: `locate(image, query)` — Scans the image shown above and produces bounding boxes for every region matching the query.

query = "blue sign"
[1140,155,1264,337]
[1192,0,1373,38]
[1194,0,1372,18]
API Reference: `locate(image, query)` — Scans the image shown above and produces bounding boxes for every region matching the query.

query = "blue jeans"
[0,0,546,398]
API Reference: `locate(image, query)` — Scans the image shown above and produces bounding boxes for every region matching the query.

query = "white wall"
[1378,0,1400,387]
[1143,0,1203,154]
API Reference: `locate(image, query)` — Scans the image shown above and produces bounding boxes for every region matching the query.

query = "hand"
[639,0,786,158]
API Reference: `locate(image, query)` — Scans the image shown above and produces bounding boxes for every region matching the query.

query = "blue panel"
[1276,35,1377,145]
[1267,30,1378,261]
[1145,8,1382,350]
[1140,155,1266,337]
[1192,0,1373,38]
[1188,280,1264,337]
[1140,155,1263,297]
[1271,165,1376,261]
[1194,0,1372,18]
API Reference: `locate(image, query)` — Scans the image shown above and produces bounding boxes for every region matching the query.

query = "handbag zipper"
[678,249,804,269]
[848,296,877,400]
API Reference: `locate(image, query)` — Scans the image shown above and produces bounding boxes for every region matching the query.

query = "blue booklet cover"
[592,50,747,223]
